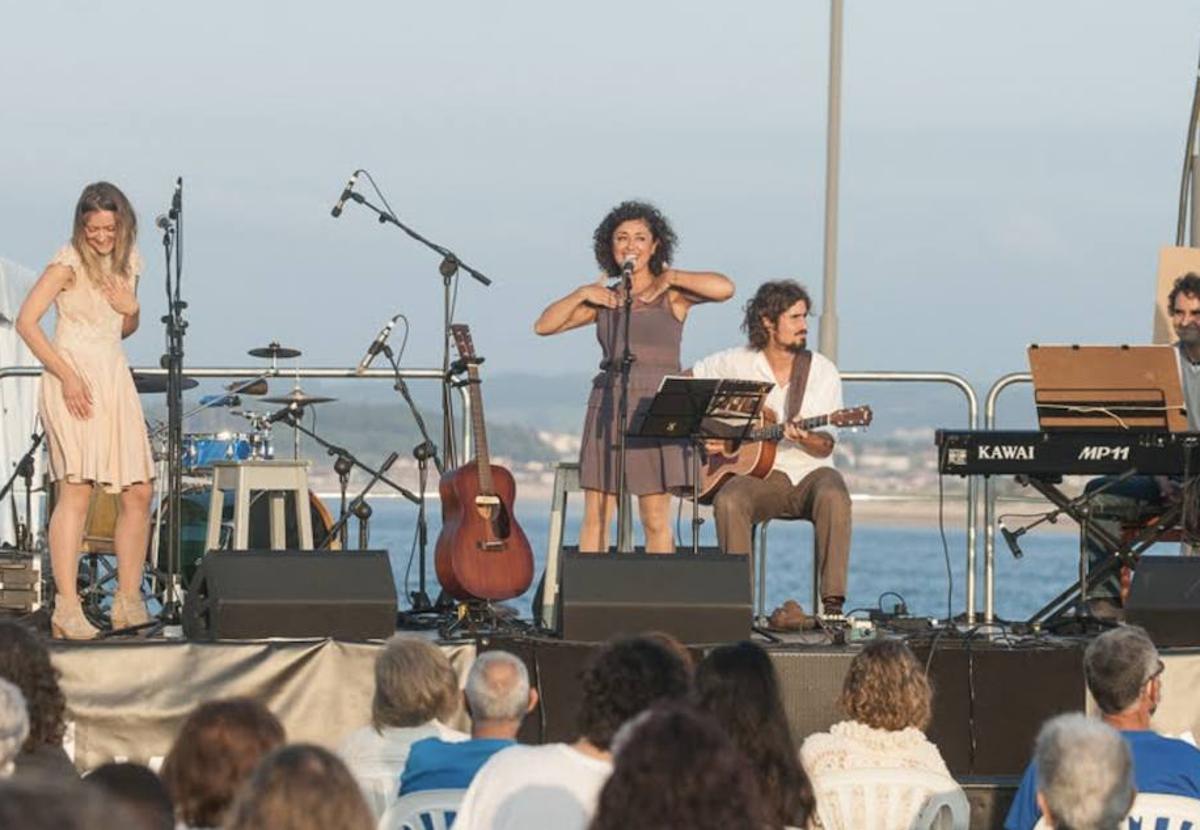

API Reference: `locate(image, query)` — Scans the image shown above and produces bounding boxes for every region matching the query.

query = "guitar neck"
[755,413,830,442]
[466,365,494,493]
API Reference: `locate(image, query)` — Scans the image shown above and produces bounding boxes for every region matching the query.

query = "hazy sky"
[3,1,1199,393]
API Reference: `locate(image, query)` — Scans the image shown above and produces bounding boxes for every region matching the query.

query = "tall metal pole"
[818,0,844,361]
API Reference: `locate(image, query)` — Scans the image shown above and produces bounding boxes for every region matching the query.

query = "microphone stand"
[383,344,445,613]
[0,432,42,549]
[340,185,492,473]
[158,178,186,629]
[320,451,401,551]
[277,410,419,510]
[614,269,635,552]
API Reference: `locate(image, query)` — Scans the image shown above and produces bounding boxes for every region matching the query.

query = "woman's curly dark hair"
[592,200,677,277]
[576,637,690,750]
[160,697,286,828]
[742,280,812,350]
[0,621,66,752]
[591,704,766,830]
[694,642,815,829]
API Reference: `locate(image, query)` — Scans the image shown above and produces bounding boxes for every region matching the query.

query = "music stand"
[1028,345,1188,431]
[634,377,773,554]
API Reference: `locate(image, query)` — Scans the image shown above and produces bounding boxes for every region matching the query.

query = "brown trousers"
[712,467,852,599]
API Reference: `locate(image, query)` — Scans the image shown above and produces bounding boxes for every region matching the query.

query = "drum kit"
[78,342,345,623]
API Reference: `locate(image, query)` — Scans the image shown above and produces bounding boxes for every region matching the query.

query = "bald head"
[465,651,532,728]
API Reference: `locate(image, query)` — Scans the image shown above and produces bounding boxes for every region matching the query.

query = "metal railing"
[981,371,1033,624]
[0,364,474,460]
[841,371,980,623]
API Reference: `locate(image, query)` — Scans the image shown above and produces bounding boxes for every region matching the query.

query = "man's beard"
[1178,324,1200,347]
[784,337,808,354]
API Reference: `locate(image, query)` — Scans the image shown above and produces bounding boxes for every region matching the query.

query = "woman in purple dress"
[534,201,733,552]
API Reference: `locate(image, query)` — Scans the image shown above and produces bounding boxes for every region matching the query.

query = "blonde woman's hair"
[372,635,459,731]
[69,181,138,285]
[838,638,933,732]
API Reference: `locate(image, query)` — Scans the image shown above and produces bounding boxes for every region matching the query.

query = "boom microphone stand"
[331,171,492,472]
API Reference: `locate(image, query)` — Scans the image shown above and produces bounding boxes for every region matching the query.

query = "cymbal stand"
[320,451,401,549]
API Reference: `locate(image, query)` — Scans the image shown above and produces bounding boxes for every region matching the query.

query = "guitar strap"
[783,349,813,422]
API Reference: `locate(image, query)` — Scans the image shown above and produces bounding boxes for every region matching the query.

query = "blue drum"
[182,432,252,472]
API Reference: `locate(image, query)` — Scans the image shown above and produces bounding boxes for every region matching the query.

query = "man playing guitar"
[692,280,851,618]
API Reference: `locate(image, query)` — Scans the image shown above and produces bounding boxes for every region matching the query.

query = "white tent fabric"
[0,256,45,546]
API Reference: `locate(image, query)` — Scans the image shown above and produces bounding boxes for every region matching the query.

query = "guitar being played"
[690,280,858,620]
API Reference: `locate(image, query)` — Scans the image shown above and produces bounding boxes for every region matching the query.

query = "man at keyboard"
[1080,273,1200,618]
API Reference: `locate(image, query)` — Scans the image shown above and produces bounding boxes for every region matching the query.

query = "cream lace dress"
[800,720,954,829]
[38,244,154,493]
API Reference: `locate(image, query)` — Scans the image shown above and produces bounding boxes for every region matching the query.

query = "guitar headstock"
[830,406,873,428]
[450,324,478,364]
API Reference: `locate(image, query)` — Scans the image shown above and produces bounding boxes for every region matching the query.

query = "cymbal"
[262,388,337,406]
[132,371,198,395]
[248,342,301,359]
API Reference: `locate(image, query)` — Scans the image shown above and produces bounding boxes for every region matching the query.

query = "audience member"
[694,641,814,829]
[590,703,767,830]
[224,743,375,830]
[1033,713,1134,830]
[0,677,29,777]
[160,697,285,830]
[800,638,956,830]
[1006,625,1200,830]
[85,761,174,830]
[0,619,76,781]
[454,635,690,830]
[400,649,538,796]
[0,775,134,829]
[642,630,696,674]
[337,634,466,815]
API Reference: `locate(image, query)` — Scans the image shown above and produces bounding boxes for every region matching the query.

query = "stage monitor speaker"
[183,550,397,641]
[558,549,750,644]
[1127,555,1200,647]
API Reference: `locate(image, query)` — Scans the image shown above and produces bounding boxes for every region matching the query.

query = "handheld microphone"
[331,171,361,218]
[355,315,398,375]
[999,522,1025,560]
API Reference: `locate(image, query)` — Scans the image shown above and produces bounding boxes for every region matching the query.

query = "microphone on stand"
[155,214,173,231]
[355,315,399,375]
[169,177,182,220]
[331,171,361,218]
[198,393,241,408]
[266,403,303,425]
[609,256,637,292]
[999,521,1025,559]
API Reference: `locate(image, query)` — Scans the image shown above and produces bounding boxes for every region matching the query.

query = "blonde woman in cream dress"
[16,182,155,639]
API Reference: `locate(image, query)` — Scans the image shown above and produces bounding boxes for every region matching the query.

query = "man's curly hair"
[592,200,677,277]
[838,638,933,732]
[576,637,690,750]
[742,280,812,350]
[0,621,66,752]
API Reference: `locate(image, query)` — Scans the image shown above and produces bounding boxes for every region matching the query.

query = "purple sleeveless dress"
[578,292,691,495]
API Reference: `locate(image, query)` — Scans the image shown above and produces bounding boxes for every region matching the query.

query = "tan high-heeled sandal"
[51,595,99,640]
[110,592,150,630]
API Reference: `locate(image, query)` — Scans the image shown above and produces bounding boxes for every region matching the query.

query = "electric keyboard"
[936,430,1200,476]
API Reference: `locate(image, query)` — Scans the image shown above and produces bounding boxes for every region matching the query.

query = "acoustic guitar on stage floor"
[696,405,873,504]
[434,324,534,602]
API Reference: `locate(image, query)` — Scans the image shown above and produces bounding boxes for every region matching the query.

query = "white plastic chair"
[377,789,466,830]
[811,768,969,830]
[1033,791,1200,830]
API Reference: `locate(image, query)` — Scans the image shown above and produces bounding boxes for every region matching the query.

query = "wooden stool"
[206,461,313,552]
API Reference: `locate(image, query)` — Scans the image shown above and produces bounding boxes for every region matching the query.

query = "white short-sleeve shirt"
[691,346,843,485]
